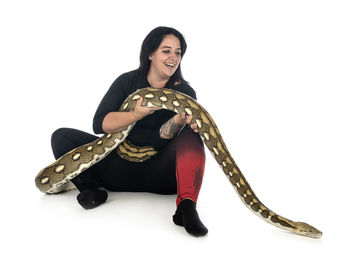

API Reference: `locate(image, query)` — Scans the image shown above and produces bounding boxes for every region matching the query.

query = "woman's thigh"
[91,150,177,194]
[51,128,99,159]
[93,129,203,194]
[50,128,200,195]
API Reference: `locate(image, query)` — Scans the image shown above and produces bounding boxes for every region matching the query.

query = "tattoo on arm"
[159,117,184,139]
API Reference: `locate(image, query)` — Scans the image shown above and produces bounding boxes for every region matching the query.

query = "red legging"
[51,128,206,206]
[174,134,206,205]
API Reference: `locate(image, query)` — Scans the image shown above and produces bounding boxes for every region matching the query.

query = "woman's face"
[148,34,182,80]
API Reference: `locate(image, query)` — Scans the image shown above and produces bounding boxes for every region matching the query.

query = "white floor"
[2,154,346,256]
[1,1,349,255]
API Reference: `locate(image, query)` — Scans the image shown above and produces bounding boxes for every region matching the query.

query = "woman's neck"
[147,71,169,88]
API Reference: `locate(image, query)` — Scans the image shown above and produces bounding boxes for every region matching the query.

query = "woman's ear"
[148,55,152,61]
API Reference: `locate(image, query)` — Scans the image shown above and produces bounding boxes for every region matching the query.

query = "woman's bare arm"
[102,97,162,133]
[159,112,198,139]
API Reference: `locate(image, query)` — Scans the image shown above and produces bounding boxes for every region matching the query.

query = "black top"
[93,69,197,150]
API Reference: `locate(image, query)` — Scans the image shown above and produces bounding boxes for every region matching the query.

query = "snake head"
[294,222,322,238]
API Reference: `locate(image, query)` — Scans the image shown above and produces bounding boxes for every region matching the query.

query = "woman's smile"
[148,34,182,84]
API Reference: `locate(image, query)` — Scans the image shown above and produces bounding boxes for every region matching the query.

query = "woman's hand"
[174,112,198,133]
[159,111,199,139]
[133,97,162,121]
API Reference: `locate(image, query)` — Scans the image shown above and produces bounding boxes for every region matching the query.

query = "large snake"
[35,87,322,238]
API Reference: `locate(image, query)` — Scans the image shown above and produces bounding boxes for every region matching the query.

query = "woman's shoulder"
[171,81,197,99]
[116,69,142,81]
[111,69,144,90]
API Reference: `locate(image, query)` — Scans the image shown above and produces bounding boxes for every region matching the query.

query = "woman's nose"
[170,51,179,59]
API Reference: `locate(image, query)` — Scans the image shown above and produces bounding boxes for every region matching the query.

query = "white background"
[1,0,349,255]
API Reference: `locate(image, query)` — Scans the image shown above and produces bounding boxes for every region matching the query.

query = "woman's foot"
[77,188,108,210]
[172,199,208,237]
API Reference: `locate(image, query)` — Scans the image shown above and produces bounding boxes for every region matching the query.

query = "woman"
[51,26,208,237]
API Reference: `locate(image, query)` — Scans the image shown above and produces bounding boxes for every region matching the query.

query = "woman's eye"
[162,50,181,56]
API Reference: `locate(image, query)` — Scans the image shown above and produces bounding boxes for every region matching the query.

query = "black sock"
[72,173,108,210]
[172,199,208,237]
[76,187,108,210]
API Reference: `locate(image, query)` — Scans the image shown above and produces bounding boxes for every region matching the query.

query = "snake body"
[35,87,322,238]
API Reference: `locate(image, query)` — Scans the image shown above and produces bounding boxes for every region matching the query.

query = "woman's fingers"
[136,101,199,133]
[190,123,198,133]
[136,97,162,115]
[184,114,198,133]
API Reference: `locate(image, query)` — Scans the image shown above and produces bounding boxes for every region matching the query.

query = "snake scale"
[35,87,322,238]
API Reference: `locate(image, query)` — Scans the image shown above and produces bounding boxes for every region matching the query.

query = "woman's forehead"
[159,34,181,49]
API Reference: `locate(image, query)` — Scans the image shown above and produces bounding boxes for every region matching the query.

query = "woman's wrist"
[159,115,185,139]
[173,113,187,126]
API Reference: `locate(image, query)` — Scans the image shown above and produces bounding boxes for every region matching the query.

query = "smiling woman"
[48,26,208,237]
[139,27,188,86]
[147,35,182,87]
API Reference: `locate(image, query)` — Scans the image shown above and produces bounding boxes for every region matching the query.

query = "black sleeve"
[186,86,197,100]
[150,84,198,150]
[178,85,197,100]
[93,74,129,134]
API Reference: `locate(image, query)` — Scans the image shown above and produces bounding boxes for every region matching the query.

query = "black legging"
[51,128,205,204]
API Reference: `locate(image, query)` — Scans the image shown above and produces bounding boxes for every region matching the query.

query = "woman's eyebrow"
[161,46,181,50]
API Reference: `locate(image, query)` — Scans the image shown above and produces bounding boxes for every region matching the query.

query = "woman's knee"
[51,128,98,159]
[51,128,74,159]
[175,129,205,153]
[51,128,71,147]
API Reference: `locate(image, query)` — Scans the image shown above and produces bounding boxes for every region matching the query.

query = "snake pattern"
[35,87,322,238]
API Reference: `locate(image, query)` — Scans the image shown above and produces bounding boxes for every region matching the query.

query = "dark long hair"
[138,26,188,84]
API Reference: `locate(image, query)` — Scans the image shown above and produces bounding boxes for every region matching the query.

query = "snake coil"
[35,87,322,238]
